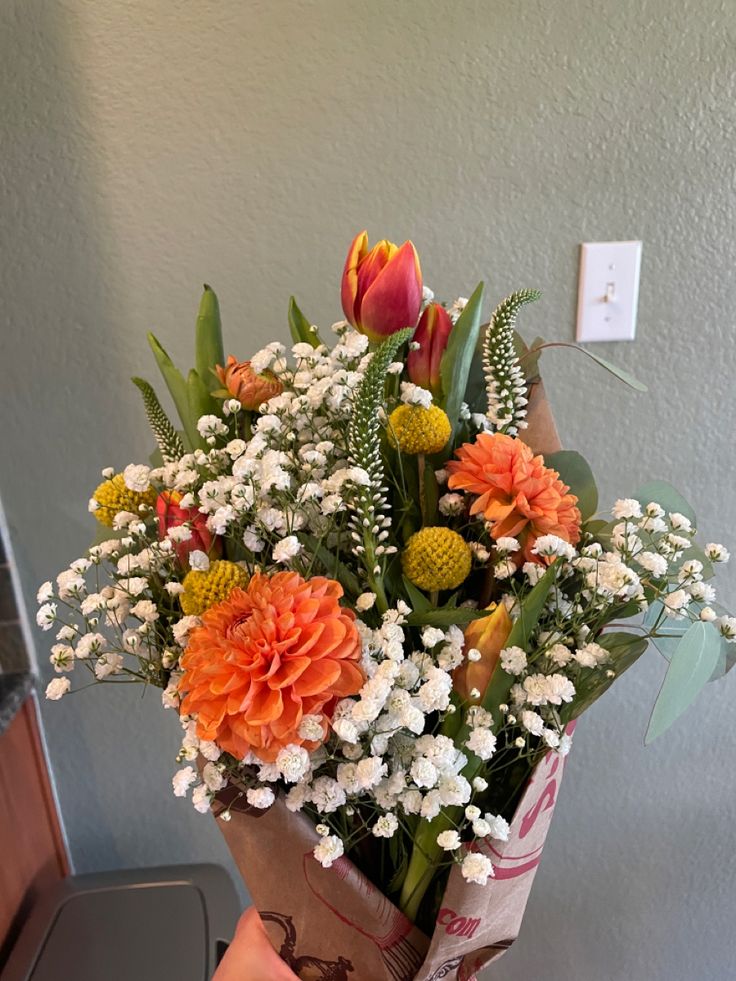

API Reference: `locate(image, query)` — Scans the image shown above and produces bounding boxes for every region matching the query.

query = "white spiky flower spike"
[483,289,541,436]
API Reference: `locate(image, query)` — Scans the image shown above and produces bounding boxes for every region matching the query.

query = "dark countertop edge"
[0,671,33,736]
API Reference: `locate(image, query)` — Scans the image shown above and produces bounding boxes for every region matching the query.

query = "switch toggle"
[576,241,642,342]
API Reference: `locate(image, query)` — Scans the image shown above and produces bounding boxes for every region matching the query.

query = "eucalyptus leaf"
[634,479,696,525]
[546,450,598,520]
[645,620,722,743]
[439,282,484,432]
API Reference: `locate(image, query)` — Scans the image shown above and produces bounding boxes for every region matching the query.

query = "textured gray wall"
[2,1,736,977]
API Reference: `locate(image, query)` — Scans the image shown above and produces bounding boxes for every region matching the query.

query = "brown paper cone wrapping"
[213,384,566,981]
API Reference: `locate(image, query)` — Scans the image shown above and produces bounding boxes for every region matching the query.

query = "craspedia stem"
[483,289,541,436]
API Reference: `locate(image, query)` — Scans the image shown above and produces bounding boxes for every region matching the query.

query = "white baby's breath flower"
[172,766,197,797]
[95,652,124,680]
[399,382,433,408]
[612,499,642,520]
[246,786,275,809]
[276,744,311,783]
[188,550,210,572]
[372,813,399,838]
[438,493,464,516]
[272,535,302,564]
[355,592,377,612]
[573,642,609,668]
[196,415,228,440]
[123,463,151,492]
[191,784,212,814]
[202,762,226,793]
[37,581,54,604]
[461,853,494,885]
[45,677,71,700]
[437,829,462,851]
[36,603,57,630]
[313,834,344,868]
[500,646,527,675]
[706,543,730,563]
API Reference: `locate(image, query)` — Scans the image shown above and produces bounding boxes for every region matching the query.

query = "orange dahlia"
[178,572,363,762]
[446,432,581,562]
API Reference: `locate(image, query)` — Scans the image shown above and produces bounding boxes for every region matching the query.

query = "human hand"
[213,906,298,981]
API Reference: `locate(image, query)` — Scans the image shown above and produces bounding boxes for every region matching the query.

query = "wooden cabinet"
[0,695,68,966]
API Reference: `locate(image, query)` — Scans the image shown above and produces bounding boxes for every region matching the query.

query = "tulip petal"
[340,230,368,327]
[359,240,423,342]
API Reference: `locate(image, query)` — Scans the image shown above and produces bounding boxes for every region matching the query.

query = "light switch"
[576,241,642,342]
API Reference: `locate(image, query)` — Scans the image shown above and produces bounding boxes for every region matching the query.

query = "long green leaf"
[148,332,197,448]
[405,607,487,627]
[439,282,484,431]
[288,296,320,348]
[187,369,217,450]
[645,620,721,743]
[635,480,696,525]
[195,285,225,394]
[546,450,598,520]
[401,576,433,614]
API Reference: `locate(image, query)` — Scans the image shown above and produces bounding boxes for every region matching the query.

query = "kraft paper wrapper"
[213,383,565,981]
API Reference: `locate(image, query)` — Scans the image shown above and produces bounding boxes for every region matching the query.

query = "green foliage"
[288,296,320,348]
[405,606,487,627]
[439,282,484,433]
[635,480,696,525]
[646,620,722,743]
[195,285,225,396]
[131,377,185,463]
[573,345,648,392]
[147,332,196,450]
[562,632,648,722]
[545,449,599,520]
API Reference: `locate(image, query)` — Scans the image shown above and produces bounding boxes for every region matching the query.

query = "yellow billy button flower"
[180,560,249,616]
[91,474,157,527]
[387,404,452,455]
[402,527,472,592]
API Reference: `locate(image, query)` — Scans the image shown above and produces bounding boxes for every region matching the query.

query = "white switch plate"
[576,240,642,343]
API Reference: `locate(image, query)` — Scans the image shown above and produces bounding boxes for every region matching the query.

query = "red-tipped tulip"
[156,491,220,565]
[407,302,453,397]
[340,231,423,343]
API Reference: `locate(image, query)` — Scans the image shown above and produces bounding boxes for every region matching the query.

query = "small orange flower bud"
[215,356,282,411]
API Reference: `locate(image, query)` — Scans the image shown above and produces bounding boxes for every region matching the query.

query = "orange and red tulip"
[453,603,513,702]
[407,302,453,397]
[340,231,423,343]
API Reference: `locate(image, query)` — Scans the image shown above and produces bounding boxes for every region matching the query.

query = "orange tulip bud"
[340,231,423,343]
[407,302,453,397]
[453,603,513,702]
[215,356,282,411]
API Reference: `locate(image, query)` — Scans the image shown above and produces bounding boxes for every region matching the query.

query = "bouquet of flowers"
[38,232,735,980]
